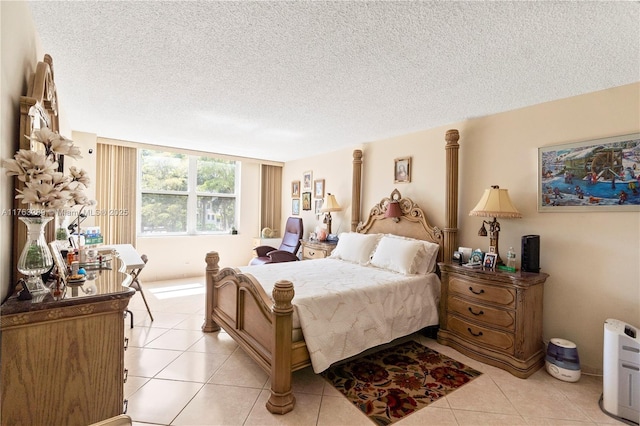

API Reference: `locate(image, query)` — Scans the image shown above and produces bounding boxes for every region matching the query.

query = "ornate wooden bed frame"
[202,129,460,414]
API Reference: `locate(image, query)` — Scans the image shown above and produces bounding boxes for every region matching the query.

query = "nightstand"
[437,262,549,378]
[300,240,337,260]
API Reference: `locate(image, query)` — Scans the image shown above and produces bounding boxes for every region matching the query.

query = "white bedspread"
[239,258,440,373]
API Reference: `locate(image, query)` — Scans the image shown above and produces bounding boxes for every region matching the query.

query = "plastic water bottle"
[506,247,517,271]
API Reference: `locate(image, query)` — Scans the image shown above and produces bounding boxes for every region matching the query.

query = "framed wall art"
[314,179,325,199]
[292,199,300,215]
[315,199,323,217]
[302,192,312,210]
[538,133,640,212]
[394,157,411,183]
[291,180,300,197]
[302,171,312,192]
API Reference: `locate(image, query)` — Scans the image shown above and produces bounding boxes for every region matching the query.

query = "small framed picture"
[315,199,323,216]
[302,192,312,210]
[469,249,484,265]
[394,157,411,183]
[291,181,300,197]
[292,199,300,215]
[483,253,497,270]
[302,171,313,192]
[314,179,325,199]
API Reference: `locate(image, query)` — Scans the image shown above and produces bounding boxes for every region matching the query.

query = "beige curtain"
[261,165,282,234]
[96,143,137,245]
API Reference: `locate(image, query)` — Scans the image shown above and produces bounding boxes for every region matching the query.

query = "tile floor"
[124,276,623,426]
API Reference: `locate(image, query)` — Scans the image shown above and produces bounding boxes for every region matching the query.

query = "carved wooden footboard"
[202,251,310,414]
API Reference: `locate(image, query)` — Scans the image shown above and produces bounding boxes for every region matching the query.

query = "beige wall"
[1,2,44,300]
[284,82,640,372]
[282,146,363,241]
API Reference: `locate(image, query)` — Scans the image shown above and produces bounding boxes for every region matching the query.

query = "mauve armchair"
[250,217,303,265]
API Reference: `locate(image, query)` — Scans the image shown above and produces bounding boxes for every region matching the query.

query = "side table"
[437,262,549,378]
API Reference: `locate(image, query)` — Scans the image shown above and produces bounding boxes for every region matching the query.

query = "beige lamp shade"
[321,193,342,212]
[469,186,522,218]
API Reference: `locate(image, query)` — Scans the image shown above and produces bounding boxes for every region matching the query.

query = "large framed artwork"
[538,133,640,212]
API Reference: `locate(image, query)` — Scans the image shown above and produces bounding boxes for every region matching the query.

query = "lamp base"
[324,212,333,235]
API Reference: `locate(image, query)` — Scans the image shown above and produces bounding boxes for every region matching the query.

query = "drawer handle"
[124,337,129,350]
[468,286,485,295]
[123,368,128,383]
[468,307,484,316]
[309,251,315,256]
[467,327,484,337]
[123,399,128,414]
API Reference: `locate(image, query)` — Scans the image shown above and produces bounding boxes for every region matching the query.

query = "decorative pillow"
[329,232,381,265]
[370,235,425,275]
[414,240,440,274]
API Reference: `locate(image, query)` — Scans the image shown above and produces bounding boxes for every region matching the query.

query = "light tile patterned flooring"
[125,276,623,426]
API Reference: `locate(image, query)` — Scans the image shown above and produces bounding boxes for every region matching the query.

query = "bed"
[202,129,460,414]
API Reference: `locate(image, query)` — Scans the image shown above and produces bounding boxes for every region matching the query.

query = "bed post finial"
[444,130,460,263]
[267,280,296,414]
[202,252,221,332]
[351,149,363,231]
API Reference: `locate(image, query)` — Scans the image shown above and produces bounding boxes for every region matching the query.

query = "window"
[138,149,239,235]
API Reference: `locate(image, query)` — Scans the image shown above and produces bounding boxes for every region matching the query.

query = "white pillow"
[329,232,381,265]
[415,240,440,274]
[370,236,424,275]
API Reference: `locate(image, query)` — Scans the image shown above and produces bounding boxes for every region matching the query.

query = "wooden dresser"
[0,256,134,426]
[300,240,337,260]
[437,262,549,378]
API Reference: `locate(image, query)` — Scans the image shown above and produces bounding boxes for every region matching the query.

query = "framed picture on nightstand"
[483,252,497,270]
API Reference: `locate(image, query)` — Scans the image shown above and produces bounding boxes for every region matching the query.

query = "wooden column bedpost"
[444,129,460,263]
[267,280,296,414]
[351,149,363,231]
[202,251,221,332]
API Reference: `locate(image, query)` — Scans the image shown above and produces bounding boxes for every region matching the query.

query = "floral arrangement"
[2,127,91,214]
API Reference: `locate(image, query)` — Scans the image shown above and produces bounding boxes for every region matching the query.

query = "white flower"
[27,128,83,160]
[69,166,90,187]
[3,127,91,213]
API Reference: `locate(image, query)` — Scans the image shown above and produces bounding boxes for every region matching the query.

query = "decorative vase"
[17,215,54,294]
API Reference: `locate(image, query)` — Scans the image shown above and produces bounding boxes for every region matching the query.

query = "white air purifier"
[545,338,581,382]
[602,318,640,424]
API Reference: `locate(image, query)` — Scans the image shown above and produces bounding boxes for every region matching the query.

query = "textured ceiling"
[28,1,639,162]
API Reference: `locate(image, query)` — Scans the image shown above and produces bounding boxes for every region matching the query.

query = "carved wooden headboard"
[356,189,444,263]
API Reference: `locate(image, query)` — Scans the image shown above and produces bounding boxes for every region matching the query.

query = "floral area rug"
[321,340,482,426]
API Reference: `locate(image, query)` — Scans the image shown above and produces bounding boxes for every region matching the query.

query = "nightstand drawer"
[449,276,516,307]
[448,315,515,355]
[302,245,326,259]
[448,295,516,330]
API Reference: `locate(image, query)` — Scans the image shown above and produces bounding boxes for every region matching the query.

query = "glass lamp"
[469,185,522,265]
[321,193,342,235]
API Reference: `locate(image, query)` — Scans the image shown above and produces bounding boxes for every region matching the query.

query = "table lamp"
[321,193,342,235]
[385,200,402,222]
[469,185,522,265]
